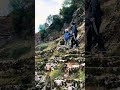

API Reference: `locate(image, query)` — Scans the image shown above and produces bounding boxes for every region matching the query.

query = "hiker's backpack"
[71,25,78,34]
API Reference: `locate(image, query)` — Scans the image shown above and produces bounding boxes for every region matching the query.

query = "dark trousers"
[85,19,105,52]
[71,34,78,48]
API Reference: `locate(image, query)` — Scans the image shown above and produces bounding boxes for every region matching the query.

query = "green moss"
[36,43,48,51]
[79,70,85,81]
[35,58,44,62]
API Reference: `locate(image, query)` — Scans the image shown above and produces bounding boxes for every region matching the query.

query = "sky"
[35,0,65,33]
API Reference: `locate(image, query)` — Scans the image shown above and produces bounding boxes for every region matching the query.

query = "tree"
[60,5,77,23]
[10,0,34,38]
[46,15,53,26]
[63,0,72,7]
[10,0,33,10]
[60,0,84,24]
[49,15,63,31]
[39,24,47,40]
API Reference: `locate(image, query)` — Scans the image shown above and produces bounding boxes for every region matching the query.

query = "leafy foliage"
[39,24,47,40]
[46,15,53,26]
[60,0,84,23]
[63,0,72,7]
[49,15,63,31]
[60,5,77,23]
[10,0,34,38]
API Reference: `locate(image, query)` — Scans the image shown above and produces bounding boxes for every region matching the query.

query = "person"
[64,29,71,47]
[70,22,79,48]
[85,0,106,54]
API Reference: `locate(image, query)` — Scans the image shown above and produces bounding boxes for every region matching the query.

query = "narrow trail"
[35,45,85,90]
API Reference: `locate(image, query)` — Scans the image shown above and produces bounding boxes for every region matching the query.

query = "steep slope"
[92,0,120,55]
[0,2,35,88]
[35,7,85,90]
[86,0,120,89]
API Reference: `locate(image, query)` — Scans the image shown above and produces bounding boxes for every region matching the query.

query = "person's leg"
[64,39,67,45]
[93,20,105,52]
[66,39,68,46]
[71,38,74,48]
[74,34,79,47]
[85,27,92,53]
[68,39,71,48]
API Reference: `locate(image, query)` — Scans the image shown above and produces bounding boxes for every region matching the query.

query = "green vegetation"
[60,5,77,23]
[10,0,34,38]
[36,43,48,51]
[49,15,63,31]
[60,0,84,23]
[50,70,63,79]
[79,70,85,81]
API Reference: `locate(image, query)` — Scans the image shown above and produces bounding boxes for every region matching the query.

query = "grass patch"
[43,41,57,51]
[79,70,85,81]
[35,58,44,62]
[50,70,63,79]
[36,43,48,51]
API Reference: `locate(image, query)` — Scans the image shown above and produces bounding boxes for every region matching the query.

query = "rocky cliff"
[0,2,35,89]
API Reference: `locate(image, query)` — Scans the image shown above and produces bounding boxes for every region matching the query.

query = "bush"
[60,4,77,23]
[49,15,63,31]
[36,43,48,51]
[10,0,34,39]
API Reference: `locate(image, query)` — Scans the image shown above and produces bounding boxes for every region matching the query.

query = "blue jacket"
[64,32,71,40]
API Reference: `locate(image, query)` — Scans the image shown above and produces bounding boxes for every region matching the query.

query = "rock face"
[0,1,35,89]
[0,16,13,47]
[93,0,120,55]
[35,32,41,46]
[86,0,120,89]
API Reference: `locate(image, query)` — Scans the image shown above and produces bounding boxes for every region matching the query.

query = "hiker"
[85,0,106,54]
[64,29,71,47]
[70,22,79,48]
